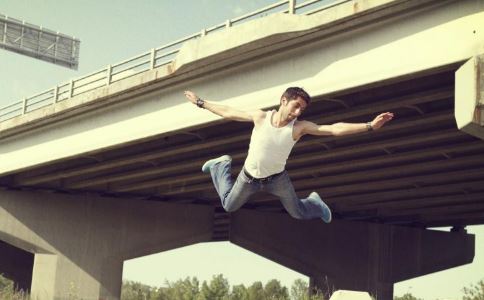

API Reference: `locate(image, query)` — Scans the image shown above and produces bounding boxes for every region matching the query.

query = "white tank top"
[244,110,297,178]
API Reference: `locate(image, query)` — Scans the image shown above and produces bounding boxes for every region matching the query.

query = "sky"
[1,1,483,299]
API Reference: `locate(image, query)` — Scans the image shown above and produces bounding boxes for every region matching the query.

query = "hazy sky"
[1,1,483,299]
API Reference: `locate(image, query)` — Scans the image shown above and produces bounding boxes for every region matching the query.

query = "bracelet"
[196,98,205,108]
[366,122,373,131]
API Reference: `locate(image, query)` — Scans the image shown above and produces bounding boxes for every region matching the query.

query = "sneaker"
[309,192,332,223]
[201,155,232,173]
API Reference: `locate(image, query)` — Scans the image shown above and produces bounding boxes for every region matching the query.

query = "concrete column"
[367,225,394,300]
[29,254,124,300]
[0,190,214,299]
[0,239,33,291]
[230,209,474,298]
[374,283,393,300]
[455,54,484,140]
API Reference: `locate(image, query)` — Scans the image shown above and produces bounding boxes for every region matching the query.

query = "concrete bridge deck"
[2,66,483,230]
[0,0,483,299]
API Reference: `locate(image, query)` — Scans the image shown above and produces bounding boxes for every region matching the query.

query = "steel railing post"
[150,48,156,69]
[288,0,296,14]
[22,98,27,114]
[69,79,74,98]
[106,65,112,86]
[53,86,58,103]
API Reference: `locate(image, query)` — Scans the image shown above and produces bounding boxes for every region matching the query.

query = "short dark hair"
[281,87,311,105]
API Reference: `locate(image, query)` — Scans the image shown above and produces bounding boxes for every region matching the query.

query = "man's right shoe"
[201,155,232,173]
[308,192,332,223]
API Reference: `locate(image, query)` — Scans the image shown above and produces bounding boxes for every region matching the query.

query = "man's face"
[282,96,307,120]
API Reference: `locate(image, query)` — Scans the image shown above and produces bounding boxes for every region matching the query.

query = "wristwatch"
[366,122,373,131]
[196,98,205,108]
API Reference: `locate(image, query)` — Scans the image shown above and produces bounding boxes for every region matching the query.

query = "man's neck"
[272,110,290,128]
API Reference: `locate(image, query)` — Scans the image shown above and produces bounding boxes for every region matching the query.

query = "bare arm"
[184,91,263,122]
[300,112,394,137]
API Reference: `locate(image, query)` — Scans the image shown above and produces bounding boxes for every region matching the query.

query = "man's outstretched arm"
[300,112,394,137]
[184,91,263,122]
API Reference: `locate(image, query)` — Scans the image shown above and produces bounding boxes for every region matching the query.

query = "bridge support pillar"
[455,54,484,140]
[230,209,474,300]
[0,190,214,300]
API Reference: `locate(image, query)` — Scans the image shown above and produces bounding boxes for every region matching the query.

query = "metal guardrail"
[0,0,350,122]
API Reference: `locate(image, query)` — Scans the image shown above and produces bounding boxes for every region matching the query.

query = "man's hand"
[184,90,199,105]
[370,112,394,130]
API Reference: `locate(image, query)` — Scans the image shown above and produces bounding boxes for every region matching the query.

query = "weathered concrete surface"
[0,0,483,176]
[230,209,475,299]
[329,290,372,300]
[456,54,484,139]
[0,190,213,299]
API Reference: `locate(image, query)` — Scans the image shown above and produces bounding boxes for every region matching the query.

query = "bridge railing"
[0,0,349,122]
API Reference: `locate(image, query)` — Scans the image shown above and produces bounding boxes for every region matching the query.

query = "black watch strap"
[196,98,205,108]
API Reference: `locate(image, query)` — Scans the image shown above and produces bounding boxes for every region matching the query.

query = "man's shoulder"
[250,110,267,126]
[252,109,267,119]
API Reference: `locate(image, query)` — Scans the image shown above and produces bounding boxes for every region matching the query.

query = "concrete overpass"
[1,0,483,299]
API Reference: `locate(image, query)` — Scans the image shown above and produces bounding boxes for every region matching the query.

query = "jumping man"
[185,88,394,223]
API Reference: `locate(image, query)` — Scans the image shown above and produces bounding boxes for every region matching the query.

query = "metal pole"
[289,0,296,14]
[38,26,42,53]
[20,21,24,49]
[54,34,59,64]
[2,16,7,44]
[53,86,58,103]
[150,48,156,69]
[71,38,76,68]
[22,98,27,114]
[106,65,112,86]
[69,79,74,98]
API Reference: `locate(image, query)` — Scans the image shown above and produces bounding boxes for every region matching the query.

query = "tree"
[0,274,17,300]
[463,279,484,300]
[0,274,13,291]
[393,293,422,300]
[164,277,200,300]
[247,281,264,300]
[291,279,309,300]
[199,274,230,300]
[289,279,326,300]
[264,279,289,300]
[231,284,248,300]
[121,280,160,300]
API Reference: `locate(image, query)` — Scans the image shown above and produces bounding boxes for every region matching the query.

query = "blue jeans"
[208,159,327,219]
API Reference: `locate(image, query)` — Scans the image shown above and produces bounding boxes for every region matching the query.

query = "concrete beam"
[456,54,484,139]
[0,190,214,299]
[229,209,474,299]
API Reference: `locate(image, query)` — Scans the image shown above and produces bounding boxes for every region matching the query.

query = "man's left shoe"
[201,155,232,173]
[308,192,332,223]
